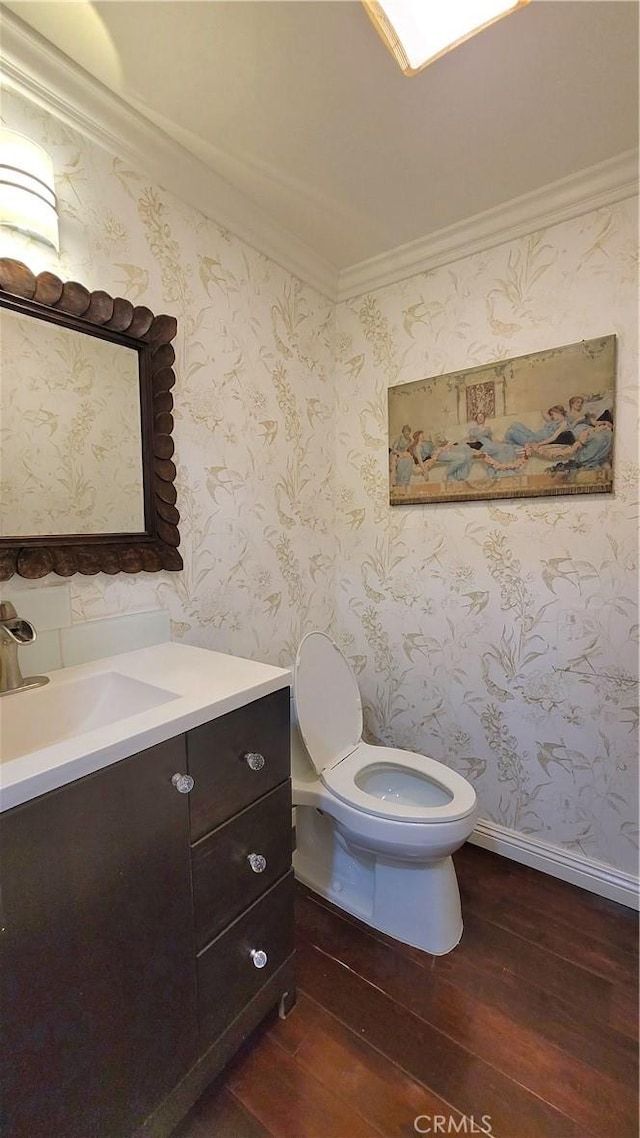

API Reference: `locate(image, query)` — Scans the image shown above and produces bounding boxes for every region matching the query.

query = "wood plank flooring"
[173,844,638,1138]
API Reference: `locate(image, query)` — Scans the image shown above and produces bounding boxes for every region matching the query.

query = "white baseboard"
[470,819,639,911]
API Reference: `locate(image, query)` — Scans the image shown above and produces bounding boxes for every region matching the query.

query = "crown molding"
[0,9,339,300]
[338,149,639,301]
[1,10,636,308]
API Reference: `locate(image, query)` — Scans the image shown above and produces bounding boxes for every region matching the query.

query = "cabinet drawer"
[192,781,292,951]
[187,688,290,840]
[197,870,295,1049]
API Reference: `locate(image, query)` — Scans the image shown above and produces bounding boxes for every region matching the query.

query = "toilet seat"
[294,633,476,825]
[323,744,477,823]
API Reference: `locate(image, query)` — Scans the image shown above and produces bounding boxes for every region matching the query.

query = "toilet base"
[294,806,464,955]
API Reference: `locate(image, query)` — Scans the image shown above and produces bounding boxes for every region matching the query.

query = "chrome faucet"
[0,602,50,696]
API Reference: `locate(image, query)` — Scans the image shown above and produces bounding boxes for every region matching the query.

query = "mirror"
[0,258,182,579]
[2,307,145,536]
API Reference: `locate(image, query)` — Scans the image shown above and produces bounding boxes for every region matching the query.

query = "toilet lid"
[294,632,363,775]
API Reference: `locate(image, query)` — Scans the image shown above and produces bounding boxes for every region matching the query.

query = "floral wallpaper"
[1,307,144,535]
[1,89,637,875]
[334,203,638,875]
[1,89,337,667]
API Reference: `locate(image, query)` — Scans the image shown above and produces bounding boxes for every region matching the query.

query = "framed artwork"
[388,335,616,506]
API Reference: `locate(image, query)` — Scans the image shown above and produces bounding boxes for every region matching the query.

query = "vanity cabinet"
[1,686,294,1138]
[1,735,197,1138]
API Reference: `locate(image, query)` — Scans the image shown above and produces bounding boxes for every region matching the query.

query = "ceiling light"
[363,0,531,75]
[0,130,59,251]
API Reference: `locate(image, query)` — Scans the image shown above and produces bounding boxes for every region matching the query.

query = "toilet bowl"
[291,632,479,955]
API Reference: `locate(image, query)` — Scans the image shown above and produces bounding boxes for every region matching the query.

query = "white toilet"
[291,632,479,955]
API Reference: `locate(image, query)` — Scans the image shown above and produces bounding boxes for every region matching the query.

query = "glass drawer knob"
[244,751,265,771]
[171,772,194,794]
[250,949,268,969]
[247,853,267,874]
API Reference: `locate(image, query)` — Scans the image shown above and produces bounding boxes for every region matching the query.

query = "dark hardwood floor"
[173,844,639,1138]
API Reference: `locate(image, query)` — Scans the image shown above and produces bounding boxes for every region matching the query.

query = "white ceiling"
[3,0,639,273]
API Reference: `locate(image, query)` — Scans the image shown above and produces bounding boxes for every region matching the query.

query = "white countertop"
[0,642,291,812]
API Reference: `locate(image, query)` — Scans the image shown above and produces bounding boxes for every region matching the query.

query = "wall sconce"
[0,129,59,251]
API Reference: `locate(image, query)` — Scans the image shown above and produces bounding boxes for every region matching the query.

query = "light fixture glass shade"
[0,129,59,251]
[363,0,531,75]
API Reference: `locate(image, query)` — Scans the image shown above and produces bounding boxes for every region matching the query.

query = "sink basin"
[0,641,291,813]
[1,671,179,763]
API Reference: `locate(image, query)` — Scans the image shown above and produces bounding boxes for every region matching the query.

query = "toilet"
[291,632,479,955]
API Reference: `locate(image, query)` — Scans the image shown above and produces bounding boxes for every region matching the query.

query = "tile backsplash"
[2,584,170,675]
[59,610,171,667]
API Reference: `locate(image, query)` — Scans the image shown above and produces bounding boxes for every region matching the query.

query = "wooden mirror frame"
[0,258,182,580]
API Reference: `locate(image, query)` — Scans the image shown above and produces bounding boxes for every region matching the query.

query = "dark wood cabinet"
[0,686,295,1138]
[197,871,295,1049]
[187,688,290,839]
[192,780,292,949]
[0,736,198,1138]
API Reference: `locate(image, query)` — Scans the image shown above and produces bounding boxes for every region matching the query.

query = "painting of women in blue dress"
[464,413,528,479]
[431,442,473,482]
[565,395,593,436]
[530,418,614,478]
[389,424,413,489]
[388,334,615,505]
[504,405,571,447]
